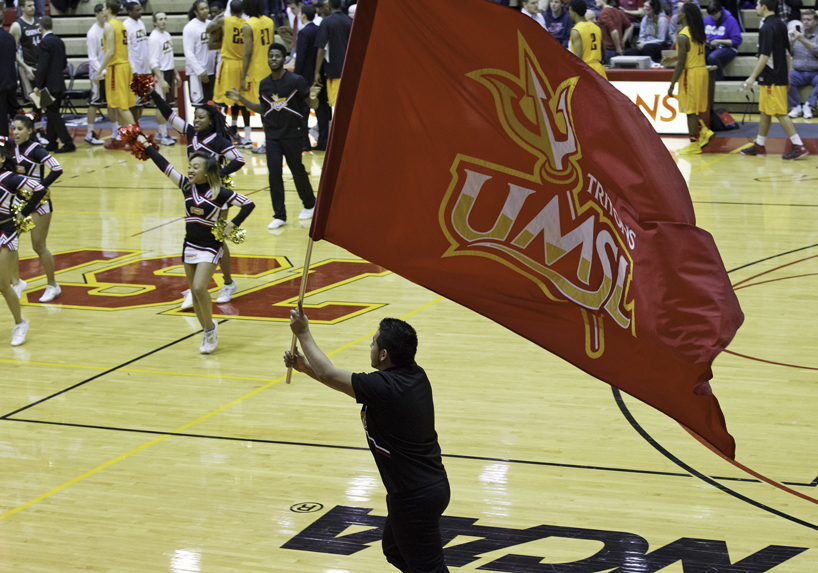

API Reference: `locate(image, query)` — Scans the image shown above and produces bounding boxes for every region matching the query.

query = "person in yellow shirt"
[213,0,253,147]
[568,0,607,79]
[667,3,711,155]
[92,0,136,149]
[240,0,274,106]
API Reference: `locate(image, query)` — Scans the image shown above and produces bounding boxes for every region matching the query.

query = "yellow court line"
[0,296,445,522]
[691,143,754,174]
[0,359,279,383]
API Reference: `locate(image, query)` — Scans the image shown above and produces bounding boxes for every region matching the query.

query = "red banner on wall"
[311,0,743,458]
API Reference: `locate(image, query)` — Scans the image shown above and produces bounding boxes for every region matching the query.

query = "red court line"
[732,253,818,287]
[130,186,269,237]
[733,272,818,290]
[724,349,818,371]
[684,426,818,506]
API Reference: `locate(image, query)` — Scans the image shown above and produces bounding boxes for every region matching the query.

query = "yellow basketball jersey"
[104,18,129,66]
[571,22,603,66]
[221,16,246,60]
[248,15,275,79]
[678,26,706,69]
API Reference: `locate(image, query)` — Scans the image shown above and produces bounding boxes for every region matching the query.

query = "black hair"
[758,0,775,11]
[209,1,225,9]
[189,0,208,20]
[229,0,243,15]
[94,2,104,13]
[647,0,661,25]
[104,0,119,13]
[14,114,35,130]
[329,0,341,9]
[681,2,706,44]
[568,0,587,16]
[706,0,723,15]
[377,318,418,368]
[243,0,262,17]
[302,3,315,19]
[195,103,231,141]
[268,42,288,56]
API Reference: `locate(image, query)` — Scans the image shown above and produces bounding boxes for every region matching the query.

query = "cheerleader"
[137,134,254,354]
[10,114,63,303]
[0,137,47,346]
[150,89,246,309]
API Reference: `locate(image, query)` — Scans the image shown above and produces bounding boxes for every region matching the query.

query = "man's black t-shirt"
[315,11,352,79]
[258,70,311,140]
[351,363,447,495]
[758,16,790,86]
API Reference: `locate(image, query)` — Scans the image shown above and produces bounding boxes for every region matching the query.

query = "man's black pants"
[0,90,16,138]
[44,96,72,145]
[266,135,315,221]
[383,479,451,573]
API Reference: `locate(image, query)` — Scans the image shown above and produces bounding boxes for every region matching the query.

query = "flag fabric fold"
[311,0,744,458]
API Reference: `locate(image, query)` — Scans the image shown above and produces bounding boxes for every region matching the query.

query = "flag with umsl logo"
[311,0,744,458]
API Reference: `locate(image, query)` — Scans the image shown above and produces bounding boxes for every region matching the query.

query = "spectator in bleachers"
[521,0,546,27]
[34,17,74,152]
[623,0,669,61]
[597,0,633,62]
[704,0,742,80]
[787,9,818,118]
[544,0,573,47]
[0,27,16,137]
[669,0,700,37]
[619,0,645,42]
[777,0,802,26]
[84,3,106,145]
[123,2,150,124]
[741,0,807,159]
[184,0,216,105]
[150,12,180,145]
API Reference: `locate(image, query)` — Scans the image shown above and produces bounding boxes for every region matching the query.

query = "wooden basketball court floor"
[1,132,817,572]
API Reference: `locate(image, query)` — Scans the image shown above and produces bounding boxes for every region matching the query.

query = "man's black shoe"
[45,142,59,152]
[55,142,76,153]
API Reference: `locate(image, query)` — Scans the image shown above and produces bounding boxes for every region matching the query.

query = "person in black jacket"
[0,27,17,137]
[294,3,330,151]
[33,17,74,153]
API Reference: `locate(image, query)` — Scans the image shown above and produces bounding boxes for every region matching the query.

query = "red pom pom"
[119,124,158,161]
[130,74,157,99]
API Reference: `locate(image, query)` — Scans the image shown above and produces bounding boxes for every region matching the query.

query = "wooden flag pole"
[285,238,315,384]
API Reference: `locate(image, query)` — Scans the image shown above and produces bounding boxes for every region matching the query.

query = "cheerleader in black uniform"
[11,114,63,303]
[137,134,254,354]
[0,137,47,346]
[150,90,246,309]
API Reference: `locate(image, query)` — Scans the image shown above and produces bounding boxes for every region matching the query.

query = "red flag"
[312,0,744,458]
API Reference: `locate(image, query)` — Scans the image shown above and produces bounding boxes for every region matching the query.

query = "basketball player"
[667,3,710,155]
[92,0,137,150]
[242,0,274,153]
[740,0,808,159]
[568,0,607,78]
[213,0,254,148]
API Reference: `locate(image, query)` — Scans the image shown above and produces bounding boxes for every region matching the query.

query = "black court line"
[612,387,818,532]
[0,319,230,420]
[728,243,818,274]
[692,201,818,208]
[6,417,817,487]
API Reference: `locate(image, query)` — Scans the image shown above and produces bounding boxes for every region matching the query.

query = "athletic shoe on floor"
[783,145,809,160]
[199,322,218,354]
[267,218,286,230]
[11,320,28,347]
[298,207,314,220]
[237,136,253,149]
[789,105,803,118]
[104,138,125,150]
[252,143,266,154]
[55,142,76,153]
[216,281,238,303]
[676,142,702,155]
[12,279,27,299]
[181,289,194,310]
[698,126,715,148]
[158,134,176,145]
[85,132,104,145]
[803,105,814,119]
[39,284,61,303]
[740,143,766,156]
[36,131,49,145]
